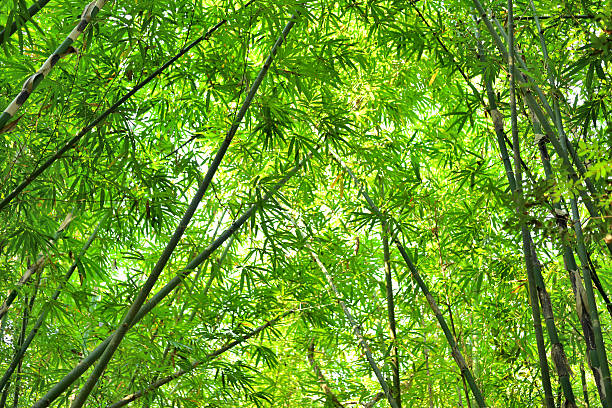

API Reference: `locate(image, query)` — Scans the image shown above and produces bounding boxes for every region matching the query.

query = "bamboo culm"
[30,154,310,408]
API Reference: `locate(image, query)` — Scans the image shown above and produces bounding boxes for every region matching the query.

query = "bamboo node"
[534,133,547,144]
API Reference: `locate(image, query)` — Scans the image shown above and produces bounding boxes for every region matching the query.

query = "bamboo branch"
[472,0,603,213]
[31,153,311,408]
[0,0,51,45]
[0,212,74,321]
[0,1,256,213]
[330,152,486,408]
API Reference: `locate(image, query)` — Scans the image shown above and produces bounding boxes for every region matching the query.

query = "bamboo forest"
[1,0,612,406]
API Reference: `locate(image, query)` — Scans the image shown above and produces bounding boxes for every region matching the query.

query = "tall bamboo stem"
[382,220,401,407]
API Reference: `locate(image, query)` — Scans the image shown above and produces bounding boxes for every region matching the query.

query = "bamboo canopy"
[0,0,611,407]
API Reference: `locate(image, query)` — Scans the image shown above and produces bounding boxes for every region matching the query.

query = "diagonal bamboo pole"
[0,1,256,213]
[30,153,312,408]
[330,152,487,408]
[68,14,299,407]
[105,310,295,408]
[0,0,108,130]
[307,340,346,408]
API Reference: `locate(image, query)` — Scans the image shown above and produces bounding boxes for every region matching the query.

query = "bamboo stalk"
[0,0,108,130]
[0,0,51,45]
[30,154,311,408]
[0,1,256,213]
[307,245,400,408]
[508,2,560,406]
[0,217,105,392]
[570,199,612,405]
[68,14,299,408]
[382,220,401,408]
[105,310,295,408]
[307,341,346,408]
[0,212,74,320]
[331,152,486,408]
[482,63,555,408]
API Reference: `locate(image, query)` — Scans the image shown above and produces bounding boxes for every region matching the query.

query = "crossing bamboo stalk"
[307,341,346,408]
[0,0,107,130]
[0,212,74,321]
[331,152,486,408]
[30,153,311,408]
[307,244,400,408]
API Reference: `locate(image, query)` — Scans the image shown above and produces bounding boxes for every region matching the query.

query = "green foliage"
[0,0,611,407]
